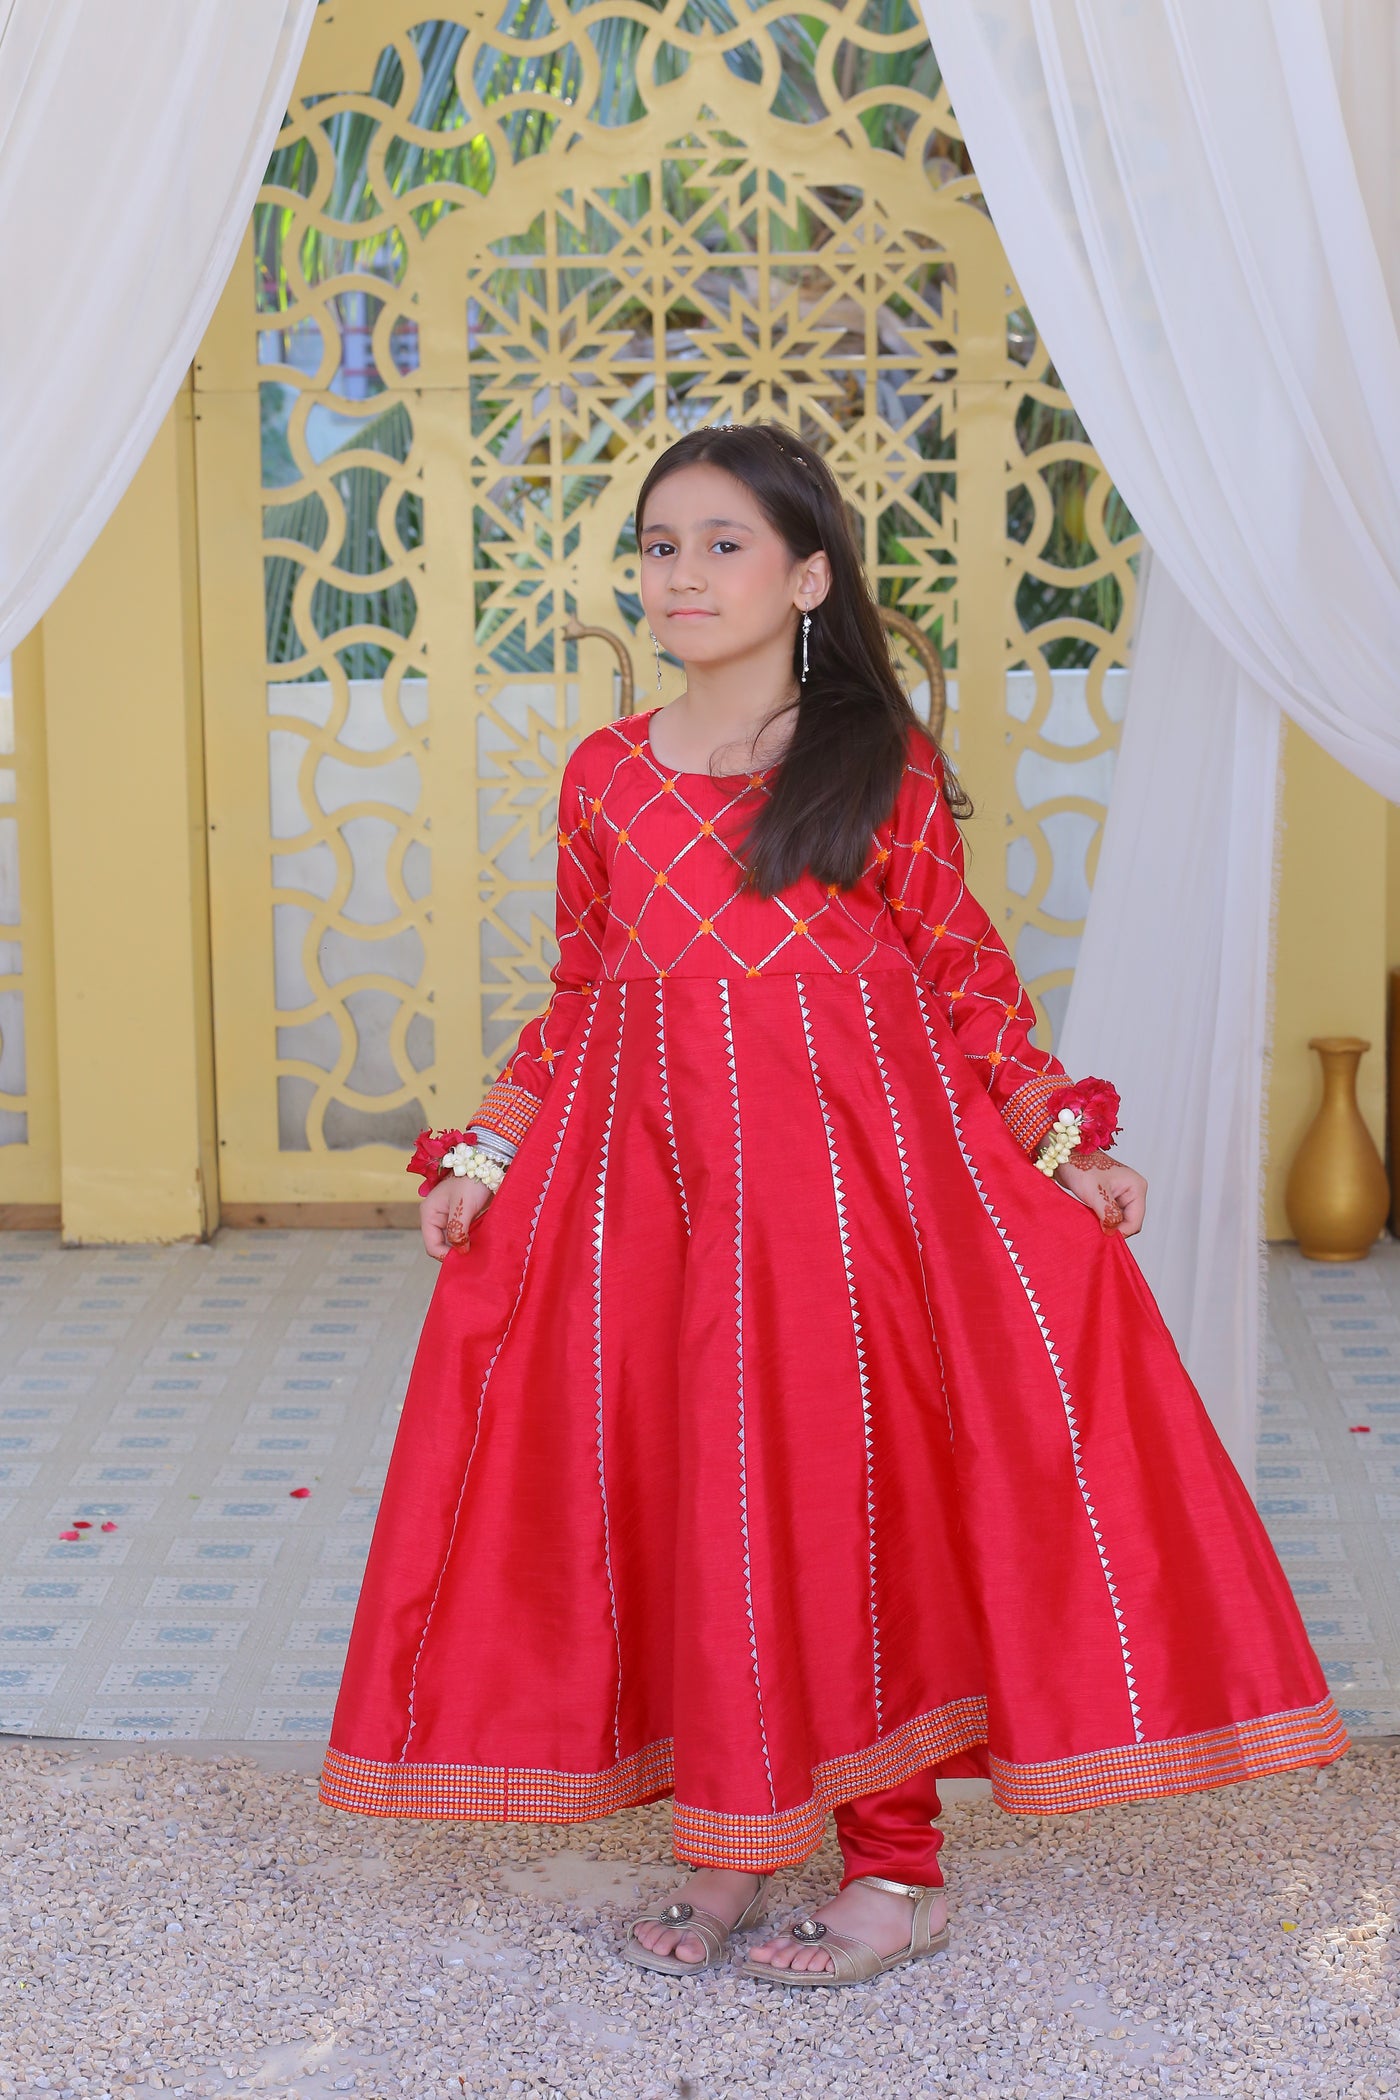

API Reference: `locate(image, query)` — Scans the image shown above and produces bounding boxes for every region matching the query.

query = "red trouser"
[675,1767,945,1884]
[833,1766,945,1888]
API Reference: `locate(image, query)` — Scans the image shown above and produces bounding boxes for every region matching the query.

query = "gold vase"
[1285,1037,1390,1261]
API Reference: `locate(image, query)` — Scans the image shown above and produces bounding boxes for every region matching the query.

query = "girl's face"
[637,462,830,672]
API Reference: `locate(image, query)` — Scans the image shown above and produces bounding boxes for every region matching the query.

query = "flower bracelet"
[407,1127,514,1198]
[1034,1077,1122,1178]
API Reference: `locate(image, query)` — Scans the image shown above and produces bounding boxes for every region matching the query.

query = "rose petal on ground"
[289,1486,311,1498]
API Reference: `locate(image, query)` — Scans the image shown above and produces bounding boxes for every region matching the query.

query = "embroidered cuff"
[1001,1072,1075,1156]
[471,1078,541,1149]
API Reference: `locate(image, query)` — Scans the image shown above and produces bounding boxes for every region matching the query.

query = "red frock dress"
[320,714,1345,1869]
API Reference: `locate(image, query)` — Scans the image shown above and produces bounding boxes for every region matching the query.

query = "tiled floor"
[0,1230,431,1741]
[1260,1241,1400,1735]
[0,1228,1396,1743]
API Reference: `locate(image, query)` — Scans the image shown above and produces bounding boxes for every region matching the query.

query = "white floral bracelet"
[440,1142,507,1194]
[1034,1107,1083,1176]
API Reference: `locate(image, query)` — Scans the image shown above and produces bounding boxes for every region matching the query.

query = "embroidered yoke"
[471,718,1074,1156]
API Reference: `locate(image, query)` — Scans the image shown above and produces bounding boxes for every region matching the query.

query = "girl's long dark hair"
[635,422,971,896]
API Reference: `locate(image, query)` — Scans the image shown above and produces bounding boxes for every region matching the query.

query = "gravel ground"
[0,1739,1396,2100]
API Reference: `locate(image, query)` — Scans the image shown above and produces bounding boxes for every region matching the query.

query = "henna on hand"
[1070,1148,1113,1170]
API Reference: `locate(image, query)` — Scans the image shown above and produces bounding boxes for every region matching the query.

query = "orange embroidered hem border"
[470,1079,541,1148]
[673,1700,986,1869]
[988,1696,1349,1815]
[1002,1071,1075,1155]
[318,1695,1347,1870]
[320,1734,675,1827]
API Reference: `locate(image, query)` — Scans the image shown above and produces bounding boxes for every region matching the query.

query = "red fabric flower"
[406,1127,475,1196]
[1057,1078,1122,1153]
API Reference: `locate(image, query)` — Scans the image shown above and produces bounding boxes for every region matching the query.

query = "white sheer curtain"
[0,0,316,659]
[916,0,1400,1479]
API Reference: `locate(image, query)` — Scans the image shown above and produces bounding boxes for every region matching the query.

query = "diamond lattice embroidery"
[471,717,1075,1153]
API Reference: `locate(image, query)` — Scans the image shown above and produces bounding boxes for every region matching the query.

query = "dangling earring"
[649,629,663,692]
[801,609,812,684]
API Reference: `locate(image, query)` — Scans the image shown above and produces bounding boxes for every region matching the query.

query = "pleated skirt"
[320,969,1345,1867]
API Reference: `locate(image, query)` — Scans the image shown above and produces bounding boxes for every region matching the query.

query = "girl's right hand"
[420,1177,493,1262]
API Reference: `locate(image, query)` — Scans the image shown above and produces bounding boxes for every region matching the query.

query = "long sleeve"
[880,741,1080,1156]
[469,747,610,1148]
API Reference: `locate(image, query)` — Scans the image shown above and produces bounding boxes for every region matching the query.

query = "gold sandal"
[620,1871,769,1976]
[740,1873,949,1987]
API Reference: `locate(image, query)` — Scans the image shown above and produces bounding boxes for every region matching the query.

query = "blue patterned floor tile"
[1257,1494,1339,1520]
[282,1620,351,1650]
[0,1576,113,1607]
[143,1578,266,1609]
[246,1401,347,1424]
[1273,1534,1347,1561]
[1321,1658,1389,1689]
[0,1702,50,1730]
[75,1709,212,1739]
[247,1709,333,1740]
[122,1375,228,1396]
[0,1619,91,1649]
[98,1663,228,1695]
[164,1539,283,1567]
[71,1462,182,1488]
[266,1665,343,1692]
[190,1499,301,1523]
[1302,1612,1377,1642]
[113,1401,213,1423]
[1286,1571,1363,1599]
[0,1663,65,1694]
[299,1578,363,1608]
[317,1537,370,1567]
[19,1538,132,1567]
[94,1430,198,1455]
[272,1346,369,1369]
[45,1498,160,1524]
[145,1347,245,1370]
[121,1621,248,1652]
[0,1375,93,1395]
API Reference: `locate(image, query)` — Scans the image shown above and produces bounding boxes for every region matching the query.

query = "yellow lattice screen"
[194,0,1138,1206]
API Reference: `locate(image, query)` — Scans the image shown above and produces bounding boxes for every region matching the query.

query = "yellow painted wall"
[38,383,219,1243]
[1265,718,1389,1239]
[1388,802,1400,982]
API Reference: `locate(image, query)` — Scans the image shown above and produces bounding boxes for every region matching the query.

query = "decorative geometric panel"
[197,0,1138,1202]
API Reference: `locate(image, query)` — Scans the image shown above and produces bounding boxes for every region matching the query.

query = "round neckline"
[640,706,780,784]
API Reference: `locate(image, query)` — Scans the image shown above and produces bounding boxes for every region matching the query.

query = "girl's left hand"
[1053,1151,1147,1237]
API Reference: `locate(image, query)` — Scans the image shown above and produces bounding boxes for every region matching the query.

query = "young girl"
[321,423,1344,1988]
